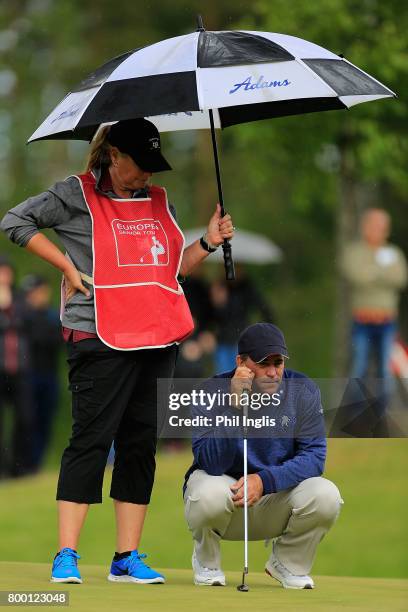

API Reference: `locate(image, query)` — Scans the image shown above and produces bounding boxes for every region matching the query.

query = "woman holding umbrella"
[1,118,234,584]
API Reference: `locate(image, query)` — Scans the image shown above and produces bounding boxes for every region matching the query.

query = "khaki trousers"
[184,470,343,575]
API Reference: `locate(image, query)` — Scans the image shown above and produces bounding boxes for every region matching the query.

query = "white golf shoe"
[265,543,314,589]
[192,551,226,586]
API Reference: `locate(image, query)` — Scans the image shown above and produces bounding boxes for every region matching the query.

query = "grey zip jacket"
[1,168,176,334]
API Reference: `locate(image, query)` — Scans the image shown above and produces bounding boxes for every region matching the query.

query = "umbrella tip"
[196,14,205,31]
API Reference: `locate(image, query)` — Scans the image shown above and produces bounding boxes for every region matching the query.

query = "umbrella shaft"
[209,109,235,281]
[209,109,225,217]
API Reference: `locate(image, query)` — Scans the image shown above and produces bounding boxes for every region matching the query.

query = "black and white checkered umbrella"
[28,26,395,143]
[28,20,395,279]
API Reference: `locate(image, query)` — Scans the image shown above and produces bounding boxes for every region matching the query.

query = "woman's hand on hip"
[64,266,91,301]
[206,203,234,247]
[25,233,91,300]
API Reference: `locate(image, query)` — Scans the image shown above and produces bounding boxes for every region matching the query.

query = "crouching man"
[183,323,343,589]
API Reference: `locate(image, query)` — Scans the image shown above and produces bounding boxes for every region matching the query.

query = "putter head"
[236,583,249,592]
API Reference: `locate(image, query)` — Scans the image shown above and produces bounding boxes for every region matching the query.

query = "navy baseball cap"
[107,118,172,173]
[238,323,289,362]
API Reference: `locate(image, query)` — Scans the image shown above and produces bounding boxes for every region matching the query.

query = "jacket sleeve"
[192,435,237,476]
[191,377,238,475]
[0,177,78,247]
[258,386,327,494]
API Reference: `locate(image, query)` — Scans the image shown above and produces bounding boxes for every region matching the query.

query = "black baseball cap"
[107,118,172,173]
[238,323,289,362]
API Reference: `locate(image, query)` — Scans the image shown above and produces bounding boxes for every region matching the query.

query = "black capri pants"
[56,337,177,504]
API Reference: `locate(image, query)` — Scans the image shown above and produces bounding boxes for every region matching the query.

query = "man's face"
[239,353,285,394]
[361,210,390,247]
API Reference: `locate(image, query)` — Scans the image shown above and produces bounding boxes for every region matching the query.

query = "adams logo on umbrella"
[111,218,169,267]
[51,103,81,123]
[229,75,291,94]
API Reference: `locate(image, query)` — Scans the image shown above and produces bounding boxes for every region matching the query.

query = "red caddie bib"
[74,171,194,350]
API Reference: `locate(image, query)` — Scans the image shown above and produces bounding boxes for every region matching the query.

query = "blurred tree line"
[0,0,407,378]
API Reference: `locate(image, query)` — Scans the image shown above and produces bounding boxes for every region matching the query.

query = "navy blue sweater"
[184,368,326,495]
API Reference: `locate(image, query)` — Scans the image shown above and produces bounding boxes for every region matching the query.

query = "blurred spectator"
[165,339,207,454]
[22,275,62,471]
[182,269,213,333]
[209,266,275,372]
[174,339,205,379]
[196,330,217,377]
[340,208,407,414]
[0,256,33,478]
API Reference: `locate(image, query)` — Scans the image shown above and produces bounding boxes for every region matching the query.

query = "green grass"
[0,563,407,612]
[0,440,407,582]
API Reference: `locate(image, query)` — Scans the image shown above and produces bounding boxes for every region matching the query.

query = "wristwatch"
[200,234,218,253]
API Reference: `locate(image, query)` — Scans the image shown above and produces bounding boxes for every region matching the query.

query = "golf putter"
[237,389,250,592]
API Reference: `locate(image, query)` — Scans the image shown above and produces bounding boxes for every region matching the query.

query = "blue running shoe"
[51,548,82,583]
[108,550,165,584]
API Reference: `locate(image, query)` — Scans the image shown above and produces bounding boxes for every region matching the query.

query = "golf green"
[0,440,407,610]
[1,441,407,579]
[0,562,407,612]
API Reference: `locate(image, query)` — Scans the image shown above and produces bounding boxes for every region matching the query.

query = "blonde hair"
[84,125,112,172]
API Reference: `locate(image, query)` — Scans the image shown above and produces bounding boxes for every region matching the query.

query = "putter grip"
[222,240,235,281]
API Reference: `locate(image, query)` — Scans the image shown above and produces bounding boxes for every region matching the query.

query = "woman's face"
[110,148,152,192]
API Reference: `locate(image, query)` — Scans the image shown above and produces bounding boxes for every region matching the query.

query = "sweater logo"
[112,218,169,267]
[281,415,290,427]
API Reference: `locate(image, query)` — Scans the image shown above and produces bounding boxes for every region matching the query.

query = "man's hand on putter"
[230,366,254,408]
[230,474,263,507]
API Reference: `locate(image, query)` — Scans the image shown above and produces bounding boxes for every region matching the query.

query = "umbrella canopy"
[28,21,396,281]
[183,227,283,264]
[28,29,395,143]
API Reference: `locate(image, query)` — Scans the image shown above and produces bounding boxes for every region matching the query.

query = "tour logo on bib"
[112,218,169,267]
